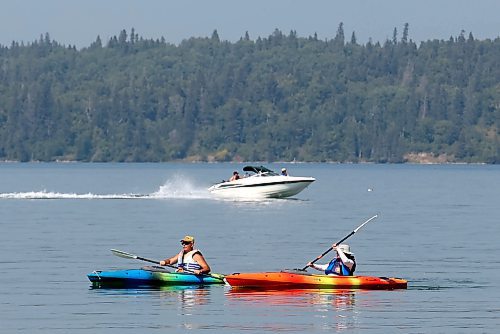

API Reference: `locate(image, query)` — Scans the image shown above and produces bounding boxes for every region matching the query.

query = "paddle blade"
[110,249,137,260]
[208,273,226,281]
[353,214,378,233]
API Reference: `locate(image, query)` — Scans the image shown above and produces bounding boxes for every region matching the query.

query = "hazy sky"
[1,0,499,48]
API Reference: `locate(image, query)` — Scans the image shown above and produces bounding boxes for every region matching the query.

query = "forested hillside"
[0,26,498,163]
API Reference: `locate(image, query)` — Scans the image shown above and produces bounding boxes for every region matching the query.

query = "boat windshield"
[242,166,279,176]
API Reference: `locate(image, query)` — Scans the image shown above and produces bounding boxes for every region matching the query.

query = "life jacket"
[177,249,202,271]
[325,257,356,276]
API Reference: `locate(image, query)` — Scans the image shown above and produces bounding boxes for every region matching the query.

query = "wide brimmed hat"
[338,244,353,254]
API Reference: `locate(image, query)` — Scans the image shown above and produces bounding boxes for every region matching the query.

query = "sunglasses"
[181,241,192,245]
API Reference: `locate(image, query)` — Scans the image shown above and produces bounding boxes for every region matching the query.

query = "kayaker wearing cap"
[307,244,356,276]
[159,236,211,275]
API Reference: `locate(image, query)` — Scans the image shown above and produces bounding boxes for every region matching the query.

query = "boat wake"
[0,176,212,200]
[149,177,212,199]
[0,191,146,200]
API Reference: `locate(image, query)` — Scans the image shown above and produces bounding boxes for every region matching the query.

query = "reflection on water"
[226,288,363,331]
[226,288,357,308]
[90,285,214,313]
[158,286,211,314]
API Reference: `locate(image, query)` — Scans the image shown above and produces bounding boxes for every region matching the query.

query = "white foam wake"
[0,191,148,200]
[0,175,212,200]
[150,175,211,199]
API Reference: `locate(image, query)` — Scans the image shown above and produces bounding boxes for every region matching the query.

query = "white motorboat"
[208,166,315,198]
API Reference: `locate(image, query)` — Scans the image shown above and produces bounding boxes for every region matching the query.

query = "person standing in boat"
[307,244,356,276]
[160,236,211,275]
[281,168,288,176]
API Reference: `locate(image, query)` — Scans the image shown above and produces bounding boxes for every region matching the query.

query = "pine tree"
[402,23,409,44]
[350,31,357,45]
[334,22,345,48]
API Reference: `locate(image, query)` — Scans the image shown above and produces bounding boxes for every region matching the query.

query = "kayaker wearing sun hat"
[159,236,211,275]
[307,244,356,276]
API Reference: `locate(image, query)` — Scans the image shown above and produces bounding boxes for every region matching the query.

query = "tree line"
[0,25,498,163]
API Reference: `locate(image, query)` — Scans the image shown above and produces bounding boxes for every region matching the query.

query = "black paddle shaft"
[136,256,161,265]
[300,231,355,271]
[300,215,378,271]
[135,256,203,276]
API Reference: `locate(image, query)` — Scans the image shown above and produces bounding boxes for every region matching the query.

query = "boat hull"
[87,267,225,287]
[225,272,407,290]
[209,177,315,198]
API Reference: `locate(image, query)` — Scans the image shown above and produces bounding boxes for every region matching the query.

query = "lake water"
[1,163,499,333]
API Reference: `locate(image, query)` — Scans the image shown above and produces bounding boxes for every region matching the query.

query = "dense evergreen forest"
[0,25,498,163]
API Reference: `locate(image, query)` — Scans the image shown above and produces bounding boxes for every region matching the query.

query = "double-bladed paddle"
[300,214,378,271]
[110,249,224,281]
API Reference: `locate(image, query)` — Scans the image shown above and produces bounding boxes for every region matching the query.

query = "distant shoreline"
[0,158,491,165]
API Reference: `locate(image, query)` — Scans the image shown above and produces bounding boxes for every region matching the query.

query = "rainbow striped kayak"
[87,266,225,287]
[225,271,407,290]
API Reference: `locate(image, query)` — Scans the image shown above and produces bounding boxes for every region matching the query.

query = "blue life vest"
[325,258,355,276]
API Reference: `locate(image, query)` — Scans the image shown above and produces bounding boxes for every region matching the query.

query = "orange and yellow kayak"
[225,271,407,290]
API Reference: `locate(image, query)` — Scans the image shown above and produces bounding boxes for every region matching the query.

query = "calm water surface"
[1,163,499,333]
